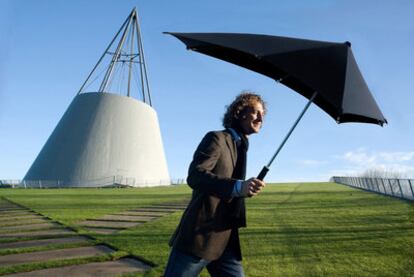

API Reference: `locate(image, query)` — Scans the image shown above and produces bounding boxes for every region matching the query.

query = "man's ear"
[236,111,247,120]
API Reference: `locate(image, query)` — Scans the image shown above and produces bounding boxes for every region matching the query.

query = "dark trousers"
[164,247,244,277]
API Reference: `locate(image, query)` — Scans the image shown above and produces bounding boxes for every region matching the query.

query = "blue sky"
[1,0,413,182]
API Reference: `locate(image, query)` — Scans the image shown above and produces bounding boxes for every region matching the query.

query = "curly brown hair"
[222,92,266,129]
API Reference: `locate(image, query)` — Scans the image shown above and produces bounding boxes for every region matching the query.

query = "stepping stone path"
[0,245,114,266]
[0,197,161,276]
[2,257,150,277]
[78,202,188,234]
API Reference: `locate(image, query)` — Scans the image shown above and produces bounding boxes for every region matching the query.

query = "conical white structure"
[24,8,170,187]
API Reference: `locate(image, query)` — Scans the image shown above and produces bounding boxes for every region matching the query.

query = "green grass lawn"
[1,183,413,277]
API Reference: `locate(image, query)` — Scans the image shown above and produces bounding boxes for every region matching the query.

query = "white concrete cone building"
[24,8,170,187]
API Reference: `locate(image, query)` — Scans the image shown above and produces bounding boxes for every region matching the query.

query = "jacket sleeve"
[186,131,236,199]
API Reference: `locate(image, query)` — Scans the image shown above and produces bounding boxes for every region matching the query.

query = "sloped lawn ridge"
[1,183,413,277]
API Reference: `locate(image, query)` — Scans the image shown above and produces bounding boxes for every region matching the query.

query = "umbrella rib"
[261,43,339,58]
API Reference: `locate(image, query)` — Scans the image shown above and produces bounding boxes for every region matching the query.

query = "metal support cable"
[77,7,152,105]
[127,17,135,97]
[77,9,134,94]
[135,17,146,103]
[99,16,133,93]
[135,9,152,106]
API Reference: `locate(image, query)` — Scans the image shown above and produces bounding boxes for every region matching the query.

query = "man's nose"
[257,112,264,121]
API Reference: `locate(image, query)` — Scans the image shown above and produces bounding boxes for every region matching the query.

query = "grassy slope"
[1,183,413,277]
[0,186,190,227]
[242,183,414,277]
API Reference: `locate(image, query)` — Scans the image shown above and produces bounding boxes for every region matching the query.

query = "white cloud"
[378,152,414,162]
[298,159,327,166]
[343,148,377,166]
[287,150,414,181]
[337,149,414,178]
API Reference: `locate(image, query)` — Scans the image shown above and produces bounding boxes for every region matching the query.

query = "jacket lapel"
[224,131,237,168]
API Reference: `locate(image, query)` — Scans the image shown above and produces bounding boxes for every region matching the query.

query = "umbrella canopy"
[166,32,387,180]
[165,32,387,126]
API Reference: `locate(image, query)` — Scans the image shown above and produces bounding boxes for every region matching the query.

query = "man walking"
[164,92,266,277]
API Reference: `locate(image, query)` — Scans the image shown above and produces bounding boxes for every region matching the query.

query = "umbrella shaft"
[267,91,318,168]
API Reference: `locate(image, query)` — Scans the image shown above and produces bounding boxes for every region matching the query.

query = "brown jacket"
[169,130,246,261]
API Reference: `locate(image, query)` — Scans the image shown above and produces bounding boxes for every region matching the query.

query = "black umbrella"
[165,32,387,180]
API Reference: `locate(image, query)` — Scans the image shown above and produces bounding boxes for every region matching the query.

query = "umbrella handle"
[257,166,270,181]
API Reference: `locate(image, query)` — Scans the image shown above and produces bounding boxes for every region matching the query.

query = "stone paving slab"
[0,208,27,212]
[0,215,44,222]
[144,204,185,208]
[99,215,156,222]
[0,204,29,210]
[79,220,139,228]
[152,206,185,210]
[83,227,122,234]
[114,211,168,216]
[0,211,37,217]
[0,236,91,250]
[2,257,151,277]
[0,202,22,207]
[130,208,179,212]
[1,228,76,238]
[0,222,61,232]
[143,204,186,209]
[0,208,18,211]
[155,201,188,204]
[152,204,188,208]
[0,214,39,221]
[0,245,114,266]
[0,218,49,227]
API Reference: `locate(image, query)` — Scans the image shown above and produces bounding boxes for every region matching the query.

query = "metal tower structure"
[24,8,170,187]
[78,8,152,105]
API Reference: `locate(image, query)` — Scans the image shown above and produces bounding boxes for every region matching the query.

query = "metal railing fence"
[331,176,414,201]
[0,176,186,188]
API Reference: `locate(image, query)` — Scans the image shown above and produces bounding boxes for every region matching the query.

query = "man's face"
[239,102,264,135]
